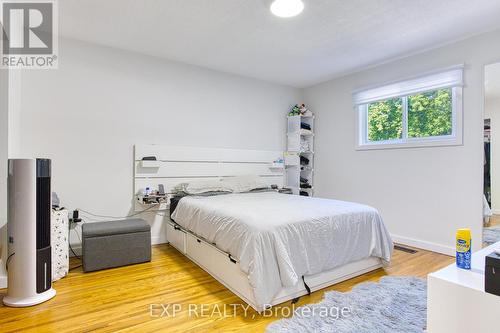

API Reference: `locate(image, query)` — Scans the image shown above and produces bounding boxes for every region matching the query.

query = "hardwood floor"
[0,244,453,333]
[488,214,500,227]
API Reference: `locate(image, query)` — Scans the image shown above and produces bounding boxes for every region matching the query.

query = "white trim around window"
[354,67,464,151]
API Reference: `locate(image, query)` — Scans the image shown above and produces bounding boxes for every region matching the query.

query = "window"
[354,67,463,149]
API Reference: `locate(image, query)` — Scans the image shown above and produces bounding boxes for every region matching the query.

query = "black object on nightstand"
[485,251,500,296]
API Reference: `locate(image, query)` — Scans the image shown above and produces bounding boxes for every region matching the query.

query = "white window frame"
[354,67,464,150]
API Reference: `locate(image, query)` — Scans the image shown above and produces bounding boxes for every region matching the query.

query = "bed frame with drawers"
[134,144,383,312]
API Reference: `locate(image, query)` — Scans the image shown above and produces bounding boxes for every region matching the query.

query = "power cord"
[5,252,15,272]
[68,226,83,271]
[68,211,84,271]
[75,204,160,220]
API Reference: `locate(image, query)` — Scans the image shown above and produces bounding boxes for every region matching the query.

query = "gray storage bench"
[82,218,151,272]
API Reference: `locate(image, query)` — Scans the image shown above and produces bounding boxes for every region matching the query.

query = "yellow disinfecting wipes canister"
[456,228,471,269]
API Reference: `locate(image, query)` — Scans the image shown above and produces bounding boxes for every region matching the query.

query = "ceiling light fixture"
[270,0,304,18]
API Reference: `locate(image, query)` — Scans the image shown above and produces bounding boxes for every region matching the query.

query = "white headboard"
[133,144,284,211]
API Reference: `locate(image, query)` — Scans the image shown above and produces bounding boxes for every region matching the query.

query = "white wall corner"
[0,229,6,289]
[391,234,455,256]
[0,68,8,289]
[151,235,167,246]
[0,273,6,289]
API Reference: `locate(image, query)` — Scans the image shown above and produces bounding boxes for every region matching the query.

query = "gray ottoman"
[82,218,151,272]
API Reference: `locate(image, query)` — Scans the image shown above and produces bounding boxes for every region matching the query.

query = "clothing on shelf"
[484,119,491,206]
[300,129,313,135]
[299,191,309,196]
[300,156,310,166]
[301,109,313,117]
[301,122,311,131]
[300,138,310,152]
[485,141,491,205]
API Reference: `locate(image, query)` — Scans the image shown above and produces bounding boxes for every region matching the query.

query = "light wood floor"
[0,244,453,333]
[488,214,500,227]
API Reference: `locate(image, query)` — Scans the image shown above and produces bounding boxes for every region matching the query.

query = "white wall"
[8,38,302,246]
[7,30,500,259]
[485,96,500,213]
[0,68,8,288]
[304,29,500,254]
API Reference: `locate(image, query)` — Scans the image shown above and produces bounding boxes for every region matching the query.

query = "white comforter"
[171,192,393,308]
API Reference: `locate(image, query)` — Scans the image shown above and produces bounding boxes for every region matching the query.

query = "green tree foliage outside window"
[408,89,452,138]
[367,88,452,142]
[367,97,403,141]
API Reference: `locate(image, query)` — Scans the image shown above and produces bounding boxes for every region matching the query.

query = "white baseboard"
[391,234,455,256]
[151,235,167,246]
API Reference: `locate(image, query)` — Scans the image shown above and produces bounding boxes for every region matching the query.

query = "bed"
[170,191,393,311]
[133,144,393,311]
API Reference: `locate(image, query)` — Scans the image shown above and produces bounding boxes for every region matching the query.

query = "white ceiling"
[60,0,500,88]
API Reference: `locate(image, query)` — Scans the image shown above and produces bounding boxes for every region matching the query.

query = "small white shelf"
[269,163,285,169]
[287,150,314,153]
[287,115,315,119]
[140,160,160,168]
[287,132,314,137]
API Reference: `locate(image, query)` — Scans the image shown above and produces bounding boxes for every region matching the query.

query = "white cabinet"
[427,241,500,333]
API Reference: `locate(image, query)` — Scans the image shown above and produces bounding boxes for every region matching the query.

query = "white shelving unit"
[285,115,314,196]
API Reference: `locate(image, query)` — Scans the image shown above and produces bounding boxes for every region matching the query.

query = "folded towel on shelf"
[301,122,311,130]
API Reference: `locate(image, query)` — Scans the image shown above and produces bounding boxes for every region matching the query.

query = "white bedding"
[171,191,393,308]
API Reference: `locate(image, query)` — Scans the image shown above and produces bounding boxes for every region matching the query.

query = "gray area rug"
[483,225,500,245]
[266,276,426,333]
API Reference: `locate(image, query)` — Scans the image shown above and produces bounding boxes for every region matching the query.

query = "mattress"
[171,191,393,308]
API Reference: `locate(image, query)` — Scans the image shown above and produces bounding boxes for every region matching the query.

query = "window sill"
[356,137,463,151]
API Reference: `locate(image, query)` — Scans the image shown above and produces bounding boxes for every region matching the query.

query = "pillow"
[173,179,232,195]
[221,175,269,193]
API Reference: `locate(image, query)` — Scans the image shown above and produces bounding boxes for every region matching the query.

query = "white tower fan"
[3,159,56,307]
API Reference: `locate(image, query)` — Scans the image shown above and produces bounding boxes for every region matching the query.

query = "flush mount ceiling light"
[270,0,304,18]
